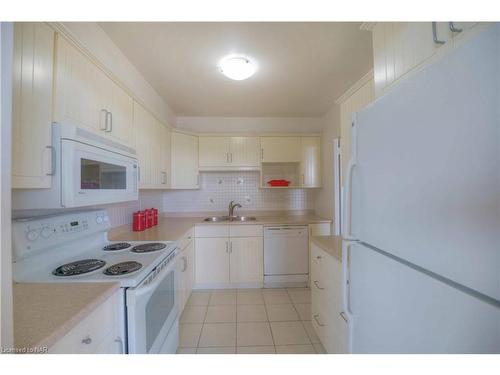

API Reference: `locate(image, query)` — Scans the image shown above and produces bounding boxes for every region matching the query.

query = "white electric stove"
[12,209,180,354]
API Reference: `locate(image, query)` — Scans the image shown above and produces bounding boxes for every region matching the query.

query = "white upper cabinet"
[134,102,170,189]
[261,137,301,163]
[371,22,481,98]
[199,136,260,169]
[199,137,231,168]
[229,137,261,167]
[300,137,322,187]
[12,22,55,189]
[54,35,134,147]
[171,132,199,189]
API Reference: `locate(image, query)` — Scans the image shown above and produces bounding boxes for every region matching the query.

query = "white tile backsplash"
[100,190,164,227]
[163,172,316,213]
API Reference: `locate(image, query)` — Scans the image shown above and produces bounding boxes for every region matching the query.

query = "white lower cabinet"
[178,232,195,312]
[195,237,230,284]
[229,237,263,284]
[48,290,125,354]
[195,225,263,288]
[310,242,347,353]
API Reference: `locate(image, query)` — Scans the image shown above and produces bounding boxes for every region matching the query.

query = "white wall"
[176,116,323,134]
[58,22,176,126]
[314,104,341,220]
[0,21,14,349]
[163,171,316,213]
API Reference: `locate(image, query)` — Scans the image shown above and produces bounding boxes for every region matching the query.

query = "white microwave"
[13,123,139,210]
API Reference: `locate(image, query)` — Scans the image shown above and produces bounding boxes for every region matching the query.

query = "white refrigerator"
[342,24,500,353]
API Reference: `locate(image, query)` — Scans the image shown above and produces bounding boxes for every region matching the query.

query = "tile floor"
[177,288,327,354]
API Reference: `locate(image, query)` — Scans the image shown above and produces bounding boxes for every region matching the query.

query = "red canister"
[145,209,153,229]
[132,211,145,232]
[152,208,158,226]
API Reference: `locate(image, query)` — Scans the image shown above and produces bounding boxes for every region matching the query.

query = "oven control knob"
[26,229,39,241]
[96,216,104,224]
[40,226,53,239]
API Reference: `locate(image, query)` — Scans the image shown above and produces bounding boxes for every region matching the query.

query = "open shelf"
[260,162,301,188]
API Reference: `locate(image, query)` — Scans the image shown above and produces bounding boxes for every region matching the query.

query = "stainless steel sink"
[203,216,257,222]
[231,216,257,222]
[203,216,230,222]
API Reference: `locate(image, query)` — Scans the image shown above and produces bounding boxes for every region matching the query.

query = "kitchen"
[0,1,499,371]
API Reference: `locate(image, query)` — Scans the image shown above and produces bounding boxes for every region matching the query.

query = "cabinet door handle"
[100,109,108,130]
[162,171,167,184]
[45,145,56,176]
[182,256,188,272]
[432,22,446,45]
[229,241,232,253]
[313,280,324,290]
[313,314,325,327]
[81,336,92,345]
[226,152,229,163]
[449,22,463,33]
[225,241,229,253]
[230,153,233,163]
[340,311,348,323]
[106,111,113,132]
[114,337,124,354]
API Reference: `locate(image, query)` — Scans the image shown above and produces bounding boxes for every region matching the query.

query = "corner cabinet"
[171,132,199,189]
[53,34,134,148]
[12,22,55,189]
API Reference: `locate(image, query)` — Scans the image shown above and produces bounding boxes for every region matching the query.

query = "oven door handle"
[131,252,178,298]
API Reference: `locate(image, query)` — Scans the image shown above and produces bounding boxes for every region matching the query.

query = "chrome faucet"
[228,200,242,218]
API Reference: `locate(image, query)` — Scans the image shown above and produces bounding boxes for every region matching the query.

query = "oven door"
[126,252,179,354]
[61,139,138,207]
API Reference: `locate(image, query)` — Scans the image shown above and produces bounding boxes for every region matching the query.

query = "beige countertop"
[311,235,343,262]
[108,214,330,242]
[13,282,120,352]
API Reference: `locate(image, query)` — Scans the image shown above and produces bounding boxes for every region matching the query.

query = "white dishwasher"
[264,225,309,287]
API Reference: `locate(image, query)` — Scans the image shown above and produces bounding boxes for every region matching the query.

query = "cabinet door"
[199,136,230,167]
[186,240,195,298]
[171,132,199,189]
[107,81,134,147]
[229,237,263,284]
[229,137,261,167]
[261,137,301,163]
[134,102,156,188]
[12,22,54,188]
[195,238,229,284]
[300,137,321,187]
[160,123,171,188]
[54,35,110,133]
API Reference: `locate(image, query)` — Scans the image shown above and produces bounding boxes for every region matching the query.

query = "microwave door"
[61,139,138,207]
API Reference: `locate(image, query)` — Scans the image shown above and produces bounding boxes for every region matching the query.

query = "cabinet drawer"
[229,225,263,237]
[195,224,229,238]
[49,291,120,354]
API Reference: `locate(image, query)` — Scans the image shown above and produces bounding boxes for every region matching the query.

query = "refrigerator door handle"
[343,158,357,240]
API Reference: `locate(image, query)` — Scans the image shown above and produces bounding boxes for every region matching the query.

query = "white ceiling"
[99,22,373,117]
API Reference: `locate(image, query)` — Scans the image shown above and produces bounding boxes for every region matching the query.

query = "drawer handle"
[315,255,322,260]
[313,280,324,290]
[313,314,325,327]
[340,311,348,323]
[81,336,92,345]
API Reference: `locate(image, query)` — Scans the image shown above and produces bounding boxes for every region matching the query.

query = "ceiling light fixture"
[218,55,257,81]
